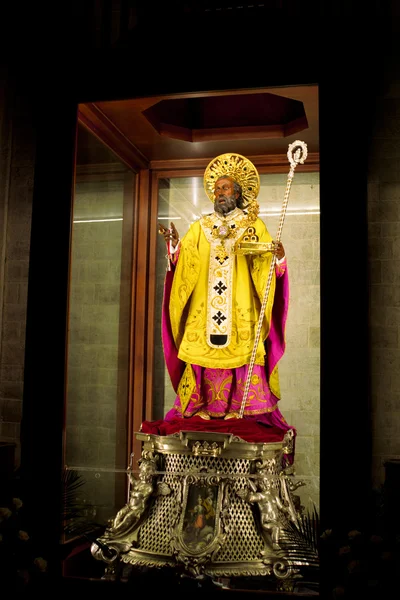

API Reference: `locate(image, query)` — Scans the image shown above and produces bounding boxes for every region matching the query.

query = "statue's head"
[203,153,260,218]
[213,175,245,215]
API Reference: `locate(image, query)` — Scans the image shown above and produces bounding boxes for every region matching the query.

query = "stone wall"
[0,70,35,465]
[368,69,400,490]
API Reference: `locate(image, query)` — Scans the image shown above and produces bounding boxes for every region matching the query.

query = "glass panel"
[153,172,320,508]
[64,123,135,535]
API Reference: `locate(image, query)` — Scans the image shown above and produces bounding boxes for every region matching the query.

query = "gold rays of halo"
[203,153,260,210]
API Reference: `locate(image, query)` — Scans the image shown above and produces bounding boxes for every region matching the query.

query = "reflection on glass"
[64,123,135,531]
[154,173,320,508]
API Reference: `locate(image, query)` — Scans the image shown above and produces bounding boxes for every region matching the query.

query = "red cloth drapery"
[140,417,291,444]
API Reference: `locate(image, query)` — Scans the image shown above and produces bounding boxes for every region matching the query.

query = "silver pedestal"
[91,429,317,591]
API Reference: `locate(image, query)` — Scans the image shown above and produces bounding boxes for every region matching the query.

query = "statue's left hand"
[272,240,285,260]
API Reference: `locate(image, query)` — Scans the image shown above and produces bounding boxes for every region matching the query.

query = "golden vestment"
[169,209,277,371]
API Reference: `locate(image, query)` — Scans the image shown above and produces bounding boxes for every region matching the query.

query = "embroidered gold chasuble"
[169,209,277,370]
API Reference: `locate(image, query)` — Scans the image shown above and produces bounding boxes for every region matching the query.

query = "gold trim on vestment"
[177,363,197,412]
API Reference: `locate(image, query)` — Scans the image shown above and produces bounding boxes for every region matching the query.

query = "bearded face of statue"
[213,177,239,216]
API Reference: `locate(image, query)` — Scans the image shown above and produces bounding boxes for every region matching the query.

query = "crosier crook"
[238,141,308,419]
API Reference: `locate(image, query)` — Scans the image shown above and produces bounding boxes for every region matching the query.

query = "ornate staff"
[238,140,308,419]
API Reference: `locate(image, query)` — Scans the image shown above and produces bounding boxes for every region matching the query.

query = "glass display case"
[64,123,136,535]
[60,87,320,578]
[153,171,320,509]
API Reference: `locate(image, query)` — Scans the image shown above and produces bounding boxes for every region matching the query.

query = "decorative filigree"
[287,140,308,168]
[274,560,301,582]
[255,457,278,474]
[208,567,273,577]
[185,473,221,486]
[121,554,176,569]
[192,440,221,457]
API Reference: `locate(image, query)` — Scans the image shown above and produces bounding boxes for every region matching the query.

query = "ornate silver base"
[91,429,317,589]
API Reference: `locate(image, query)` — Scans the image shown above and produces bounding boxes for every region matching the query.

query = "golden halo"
[203,153,260,208]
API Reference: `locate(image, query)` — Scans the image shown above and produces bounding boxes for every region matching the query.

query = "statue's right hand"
[158,221,179,248]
